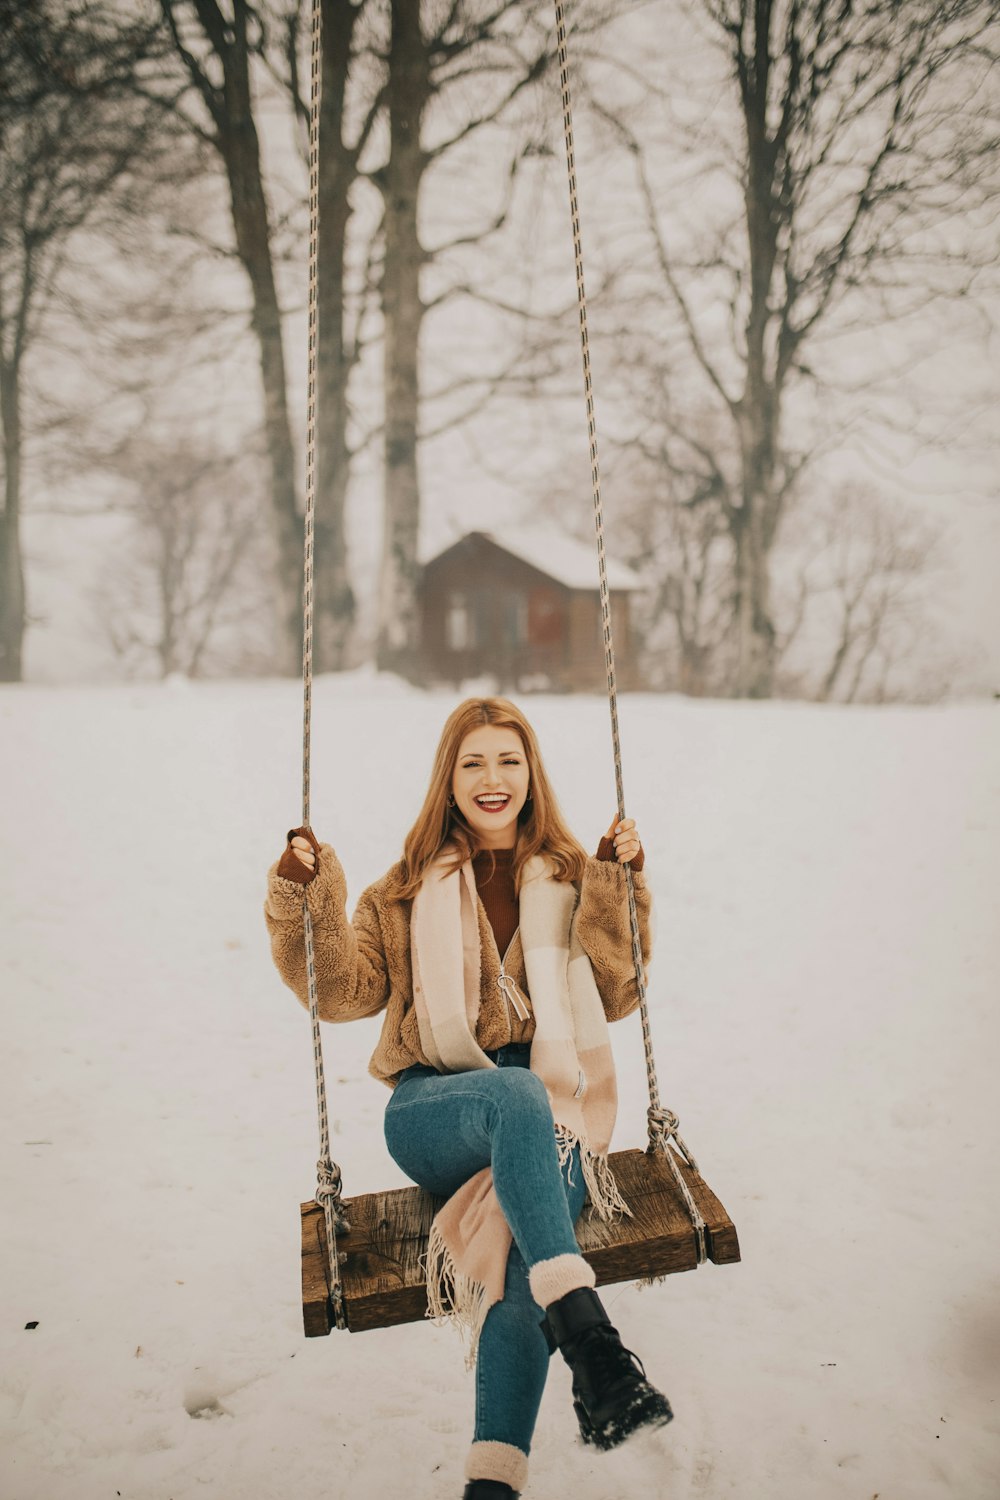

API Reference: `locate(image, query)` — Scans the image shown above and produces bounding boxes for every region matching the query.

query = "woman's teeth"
[475,795,511,812]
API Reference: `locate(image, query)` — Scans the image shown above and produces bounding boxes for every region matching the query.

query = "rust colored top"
[472,839,644,960]
[471,847,519,958]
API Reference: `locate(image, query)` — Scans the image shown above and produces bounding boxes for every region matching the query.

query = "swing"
[295,0,740,1338]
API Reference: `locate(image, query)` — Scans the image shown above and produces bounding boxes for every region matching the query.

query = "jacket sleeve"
[575,855,653,1023]
[264,843,390,1022]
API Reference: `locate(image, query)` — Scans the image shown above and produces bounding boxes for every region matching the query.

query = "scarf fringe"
[422,1222,491,1372]
[422,1128,632,1368]
[554,1124,633,1223]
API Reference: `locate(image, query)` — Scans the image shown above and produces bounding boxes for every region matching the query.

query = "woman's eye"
[459,759,520,767]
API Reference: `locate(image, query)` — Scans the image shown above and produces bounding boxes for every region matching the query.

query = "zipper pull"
[497,970,531,1022]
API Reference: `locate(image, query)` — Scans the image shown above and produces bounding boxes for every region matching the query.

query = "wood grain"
[301,1147,740,1336]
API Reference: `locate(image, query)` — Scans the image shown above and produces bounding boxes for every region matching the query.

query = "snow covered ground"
[2,674,998,1500]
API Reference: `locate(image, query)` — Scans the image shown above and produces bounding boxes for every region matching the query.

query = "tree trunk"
[725,0,782,700]
[732,386,781,698]
[376,0,429,681]
[212,1,302,674]
[732,20,782,700]
[818,614,855,702]
[314,0,359,672]
[0,353,25,683]
[731,502,776,700]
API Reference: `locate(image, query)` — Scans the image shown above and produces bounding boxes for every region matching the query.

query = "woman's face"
[451,724,531,849]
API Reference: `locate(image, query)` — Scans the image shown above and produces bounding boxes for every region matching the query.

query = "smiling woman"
[265,695,666,1498]
[451,726,531,850]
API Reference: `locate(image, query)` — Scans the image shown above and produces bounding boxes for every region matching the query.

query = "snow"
[1,674,998,1500]
[422,527,644,592]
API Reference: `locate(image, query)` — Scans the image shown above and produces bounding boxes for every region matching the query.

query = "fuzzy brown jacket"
[264,845,653,1087]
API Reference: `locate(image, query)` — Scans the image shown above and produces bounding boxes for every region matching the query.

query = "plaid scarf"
[410,846,629,1363]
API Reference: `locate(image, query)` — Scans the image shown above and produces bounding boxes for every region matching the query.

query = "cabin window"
[504,592,529,645]
[446,594,475,650]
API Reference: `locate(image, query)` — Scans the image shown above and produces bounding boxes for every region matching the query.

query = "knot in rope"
[646,1103,698,1173]
[315,1156,351,1233]
[645,1105,707,1264]
[647,1105,681,1140]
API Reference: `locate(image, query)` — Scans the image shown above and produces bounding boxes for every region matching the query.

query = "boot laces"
[573,1324,647,1390]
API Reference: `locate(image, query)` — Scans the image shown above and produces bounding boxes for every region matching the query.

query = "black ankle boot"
[540,1286,673,1451]
[462,1483,518,1500]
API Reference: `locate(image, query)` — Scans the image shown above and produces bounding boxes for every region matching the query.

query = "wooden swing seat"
[301,1146,740,1336]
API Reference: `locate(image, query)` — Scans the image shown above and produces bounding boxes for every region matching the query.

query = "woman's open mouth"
[474,795,511,813]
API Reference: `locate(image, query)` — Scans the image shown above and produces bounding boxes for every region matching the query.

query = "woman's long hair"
[386,697,588,901]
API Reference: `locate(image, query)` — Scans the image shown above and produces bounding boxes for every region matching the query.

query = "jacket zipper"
[497,928,531,1023]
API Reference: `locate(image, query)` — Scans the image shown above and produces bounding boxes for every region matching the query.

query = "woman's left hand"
[605,815,642,864]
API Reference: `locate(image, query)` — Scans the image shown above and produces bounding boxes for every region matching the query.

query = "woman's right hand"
[276,825,321,883]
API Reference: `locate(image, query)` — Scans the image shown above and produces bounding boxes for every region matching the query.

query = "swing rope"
[552,0,706,1261]
[302,0,350,1332]
[298,0,705,1324]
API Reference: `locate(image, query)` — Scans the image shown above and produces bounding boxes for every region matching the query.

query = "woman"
[265,697,672,1500]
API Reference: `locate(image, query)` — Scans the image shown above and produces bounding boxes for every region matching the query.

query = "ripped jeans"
[383,1044,588,1458]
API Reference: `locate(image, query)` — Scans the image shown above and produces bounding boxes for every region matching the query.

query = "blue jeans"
[384,1044,588,1457]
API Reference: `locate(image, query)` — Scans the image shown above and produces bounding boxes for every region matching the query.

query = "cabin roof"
[422,526,643,592]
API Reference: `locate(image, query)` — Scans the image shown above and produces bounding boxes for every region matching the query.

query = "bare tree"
[634,493,734,696]
[594,0,1000,698]
[372,0,428,679]
[591,429,736,694]
[158,0,397,673]
[93,438,268,678]
[775,483,946,704]
[275,0,386,670]
[0,1,172,682]
[371,0,571,680]
[313,0,384,669]
[157,0,309,673]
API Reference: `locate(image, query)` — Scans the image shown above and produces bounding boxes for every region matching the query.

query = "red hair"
[386,697,587,901]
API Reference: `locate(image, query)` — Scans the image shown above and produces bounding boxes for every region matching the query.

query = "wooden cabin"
[418,528,643,693]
